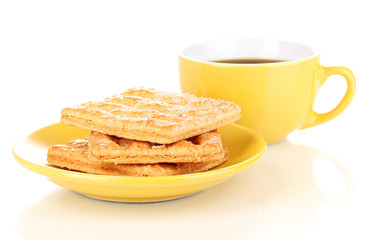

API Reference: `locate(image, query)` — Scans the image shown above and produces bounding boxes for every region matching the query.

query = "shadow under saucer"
[17,140,353,240]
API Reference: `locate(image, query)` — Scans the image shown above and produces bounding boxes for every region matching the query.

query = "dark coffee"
[213,58,285,64]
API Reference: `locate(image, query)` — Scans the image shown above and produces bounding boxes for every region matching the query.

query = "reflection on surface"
[17,140,353,240]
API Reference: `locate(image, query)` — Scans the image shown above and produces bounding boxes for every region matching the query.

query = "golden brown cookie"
[47,138,228,177]
[61,87,240,144]
[88,130,226,164]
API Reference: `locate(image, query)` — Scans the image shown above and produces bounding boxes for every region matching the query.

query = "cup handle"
[300,66,356,129]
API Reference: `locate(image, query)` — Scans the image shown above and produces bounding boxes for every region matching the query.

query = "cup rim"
[179,38,320,66]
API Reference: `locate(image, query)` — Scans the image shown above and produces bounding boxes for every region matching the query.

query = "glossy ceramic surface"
[179,39,356,143]
[13,123,266,202]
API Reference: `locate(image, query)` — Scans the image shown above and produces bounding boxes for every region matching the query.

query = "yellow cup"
[179,39,356,143]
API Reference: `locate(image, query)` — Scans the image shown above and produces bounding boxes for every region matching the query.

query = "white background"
[1,0,375,239]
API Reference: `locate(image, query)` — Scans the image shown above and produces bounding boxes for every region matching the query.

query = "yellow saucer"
[13,123,266,202]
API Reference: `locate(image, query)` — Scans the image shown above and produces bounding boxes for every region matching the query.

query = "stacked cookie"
[47,88,241,176]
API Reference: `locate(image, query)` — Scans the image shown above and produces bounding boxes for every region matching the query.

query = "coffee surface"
[213,58,285,64]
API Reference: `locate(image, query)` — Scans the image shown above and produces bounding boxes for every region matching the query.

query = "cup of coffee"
[179,39,356,143]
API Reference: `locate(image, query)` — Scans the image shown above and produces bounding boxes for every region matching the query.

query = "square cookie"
[47,139,228,177]
[88,130,226,164]
[61,88,241,144]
